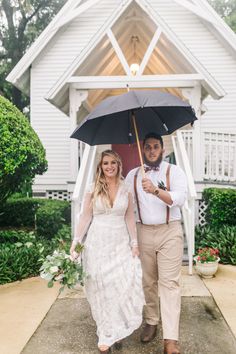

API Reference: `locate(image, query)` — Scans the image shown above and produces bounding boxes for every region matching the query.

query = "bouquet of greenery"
[40,245,86,293]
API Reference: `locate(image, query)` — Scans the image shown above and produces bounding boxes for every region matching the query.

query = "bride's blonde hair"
[93,150,123,206]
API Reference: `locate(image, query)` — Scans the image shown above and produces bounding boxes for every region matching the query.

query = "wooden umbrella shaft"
[132,113,145,178]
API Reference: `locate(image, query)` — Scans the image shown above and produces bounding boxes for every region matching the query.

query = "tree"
[0,0,66,111]
[208,0,236,32]
[0,95,48,204]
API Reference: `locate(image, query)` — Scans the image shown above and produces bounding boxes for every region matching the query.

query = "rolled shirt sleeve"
[168,165,188,208]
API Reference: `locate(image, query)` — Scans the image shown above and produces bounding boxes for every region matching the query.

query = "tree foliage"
[0,95,48,203]
[209,0,236,32]
[0,0,66,111]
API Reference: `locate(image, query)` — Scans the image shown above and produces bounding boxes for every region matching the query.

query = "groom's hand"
[142,178,155,194]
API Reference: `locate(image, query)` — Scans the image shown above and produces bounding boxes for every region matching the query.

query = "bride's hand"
[132,246,140,258]
[70,244,79,260]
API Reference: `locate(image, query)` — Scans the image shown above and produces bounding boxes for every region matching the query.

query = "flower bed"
[0,225,72,285]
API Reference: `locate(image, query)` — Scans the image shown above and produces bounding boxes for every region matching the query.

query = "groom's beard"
[144,151,163,167]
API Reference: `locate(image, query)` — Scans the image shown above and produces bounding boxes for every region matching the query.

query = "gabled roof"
[6,0,235,95]
[174,0,236,55]
[6,0,93,93]
[44,0,225,114]
[198,0,236,55]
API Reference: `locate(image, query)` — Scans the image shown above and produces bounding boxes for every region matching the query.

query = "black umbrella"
[70,90,197,175]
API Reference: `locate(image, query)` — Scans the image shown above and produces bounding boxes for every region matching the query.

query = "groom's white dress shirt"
[125,161,187,225]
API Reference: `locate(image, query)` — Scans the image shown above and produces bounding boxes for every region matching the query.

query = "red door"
[112,143,142,177]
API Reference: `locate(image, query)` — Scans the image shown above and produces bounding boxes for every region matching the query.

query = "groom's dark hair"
[143,132,163,148]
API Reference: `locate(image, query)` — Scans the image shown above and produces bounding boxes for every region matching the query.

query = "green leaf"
[47,280,54,288]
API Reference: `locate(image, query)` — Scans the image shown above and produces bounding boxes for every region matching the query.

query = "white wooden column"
[69,87,88,182]
[182,84,202,181]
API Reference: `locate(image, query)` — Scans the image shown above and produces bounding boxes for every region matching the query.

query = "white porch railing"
[78,141,86,169]
[180,130,194,171]
[203,132,236,182]
[71,145,97,239]
[181,130,236,182]
[172,130,197,275]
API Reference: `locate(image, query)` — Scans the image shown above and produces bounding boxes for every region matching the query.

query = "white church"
[7,0,236,272]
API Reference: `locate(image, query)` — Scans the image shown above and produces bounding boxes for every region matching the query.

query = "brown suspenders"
[134,169,143,224]
[134,164,171,225]
[165,164,171,224]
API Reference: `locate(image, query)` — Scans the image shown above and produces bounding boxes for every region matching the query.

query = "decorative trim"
[6,0,82,88]
[46,190,71,201]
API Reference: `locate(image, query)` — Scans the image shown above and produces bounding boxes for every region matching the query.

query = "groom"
[126,132,187,354]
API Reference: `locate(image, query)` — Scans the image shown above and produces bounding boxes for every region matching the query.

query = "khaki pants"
[137,221,183,340]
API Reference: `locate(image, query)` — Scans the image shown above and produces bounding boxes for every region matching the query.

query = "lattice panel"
[198,200,207,226]
[46,190,71,201]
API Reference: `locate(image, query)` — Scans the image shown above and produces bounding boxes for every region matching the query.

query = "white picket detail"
[181,130,236,182]
[172,130,197,275]
[204,132,236,182]
[180,130,194,171]
[78,141,86,168]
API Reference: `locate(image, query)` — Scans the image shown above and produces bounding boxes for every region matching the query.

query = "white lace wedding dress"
[73,181,144,347]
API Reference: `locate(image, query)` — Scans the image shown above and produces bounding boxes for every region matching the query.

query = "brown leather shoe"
[140,323,157,343]
[164,339,180,354]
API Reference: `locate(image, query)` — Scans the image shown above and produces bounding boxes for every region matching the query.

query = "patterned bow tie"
[144,165,160,173]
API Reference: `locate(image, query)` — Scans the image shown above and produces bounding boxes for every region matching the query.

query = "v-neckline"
[109,182,121,209]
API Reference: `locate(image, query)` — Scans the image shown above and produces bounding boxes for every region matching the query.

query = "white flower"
[25,242,33,248]
[15,242,23,247]
[50,266,59,273]
[40,272,54,281]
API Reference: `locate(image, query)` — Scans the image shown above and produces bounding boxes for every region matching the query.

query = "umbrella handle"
[132,114,145,178]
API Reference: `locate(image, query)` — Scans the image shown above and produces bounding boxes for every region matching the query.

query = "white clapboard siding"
[31,0,120,191]
[148,0,236,132]
[30,0,236,193]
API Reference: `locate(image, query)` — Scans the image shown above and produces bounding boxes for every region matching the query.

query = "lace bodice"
[72,181,138,246]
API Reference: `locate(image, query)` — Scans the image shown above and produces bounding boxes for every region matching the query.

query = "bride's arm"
[70,192,93,255]
[125,192,139,257]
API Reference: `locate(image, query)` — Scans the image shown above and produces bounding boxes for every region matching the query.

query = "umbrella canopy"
[70,90,197,145]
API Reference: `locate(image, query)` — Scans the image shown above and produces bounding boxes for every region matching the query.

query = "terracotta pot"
[194,257,220,278]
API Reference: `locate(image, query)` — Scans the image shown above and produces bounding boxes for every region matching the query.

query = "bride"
[70,150,144,353]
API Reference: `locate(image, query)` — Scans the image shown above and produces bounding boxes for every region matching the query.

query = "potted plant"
[194,247,220,278]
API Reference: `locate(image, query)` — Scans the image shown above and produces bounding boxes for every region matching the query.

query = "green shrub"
[0,231,54,284]
[0,198,71,237]
[202,188,236,228]
[0,96,47,204]
[0,230,36,243]
[36,200,71,239]
[195,225,236,265]
[0,198,41,228]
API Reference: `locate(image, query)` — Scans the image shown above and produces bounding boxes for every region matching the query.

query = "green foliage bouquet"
[40,246,86,293]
